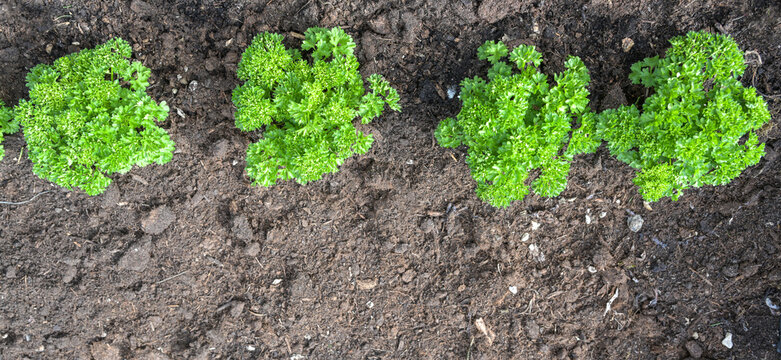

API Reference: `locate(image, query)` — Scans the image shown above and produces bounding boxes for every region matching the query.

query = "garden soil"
[1,0,780,359]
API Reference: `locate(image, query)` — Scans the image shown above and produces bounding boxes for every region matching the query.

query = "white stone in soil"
[628,214,644,232]
[721,332,733,349]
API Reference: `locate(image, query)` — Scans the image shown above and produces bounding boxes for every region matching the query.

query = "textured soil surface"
[1,0,781,359]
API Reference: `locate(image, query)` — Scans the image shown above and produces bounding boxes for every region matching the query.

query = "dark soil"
[2,0,780,359]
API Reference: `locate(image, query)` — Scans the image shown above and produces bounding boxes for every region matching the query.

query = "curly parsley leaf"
[0,100,20,161]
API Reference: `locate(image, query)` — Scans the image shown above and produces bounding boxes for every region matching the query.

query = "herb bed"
[0,0,779,359]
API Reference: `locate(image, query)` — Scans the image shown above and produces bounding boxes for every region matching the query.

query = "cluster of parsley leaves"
[435,41,599,207]
[13,38,174,195]
[233,27,401,187]
[595,31,771,201]
[0,100,19,161]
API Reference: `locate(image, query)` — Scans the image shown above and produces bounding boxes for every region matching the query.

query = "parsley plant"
[233,27,401,187]
[435,41,599,207]
[13,38,174,195]
[596,31,771,201]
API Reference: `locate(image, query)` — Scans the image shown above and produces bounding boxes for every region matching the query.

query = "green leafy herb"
[435,41,599,207]
[14,38,174,195]
[0,100,19,161]
[233,27,401,187]
[596,31,771,201]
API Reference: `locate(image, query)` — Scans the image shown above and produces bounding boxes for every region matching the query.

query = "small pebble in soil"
[722,332,733,349]
[628,214,644,232]
[366,301,374,309]
[188,80,198,92]
[246,345,255,351]
[599,211,607,218]
[401,269,416,283]
[394,244,410,254]
[622,37,635,52]
[245,243,260,257]
[357,279,378,290]
[509,286,518,295]
[588,266,597,273]
[272,279,282,285]
[529,244,545,263]
[685,340,703,359]
[722,264,739,278]
[5,266,16,279]
[531,221,541,230]
[521,233,530,242]
[62,266,78,283]
[525,320,540,340]
[767,296,780,315]
[585,214,592,224]
[447,85,457,99]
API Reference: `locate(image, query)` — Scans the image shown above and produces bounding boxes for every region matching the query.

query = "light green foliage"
[435,41,599,207]
[0,100,19,161]
[14,38,174,195]
[233,27,401,187]
[596,31,771,201]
